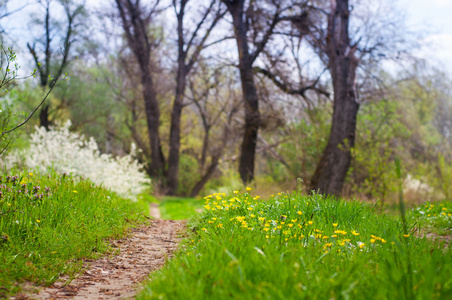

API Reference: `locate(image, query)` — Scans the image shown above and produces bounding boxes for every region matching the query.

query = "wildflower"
[332,223,338,227]
[212,218,217,221]
[288,224,294,228]
[358,242,365,249]
[370,239,376,243]
[291,219,298,223]
[36,219,40,223]
[403,234,410,238]
[202,228,207,231]
[334,230,347,235]
[29,173,33,176]
[246,187,252,191]
[73,190,78,193]
[308,221,313,225]
[216,223,223,228]
[204,205,211,210]
[351,230,359,236]
[208,221,214,224]
[250,214,256,218]
[247,207,253,211]
[234,191,239,194]
[266,235,269,239]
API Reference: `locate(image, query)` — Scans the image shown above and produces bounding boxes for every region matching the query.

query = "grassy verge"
[409,200,452,236]
[159,197,203,220]
[140,189,452,299]
[0,171,147,297]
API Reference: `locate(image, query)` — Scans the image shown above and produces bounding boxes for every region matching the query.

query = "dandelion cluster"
[411,202,452,228]
[1,121,150,200]
[196,189,400,256]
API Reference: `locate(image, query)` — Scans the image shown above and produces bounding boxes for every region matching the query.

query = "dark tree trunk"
[39,103,51,130]
[226,0,260,184]
[116,0,166,181]
[167,67,186,194]
[167,0,223,195]
[310,0,360,196]
[141,70,165,178]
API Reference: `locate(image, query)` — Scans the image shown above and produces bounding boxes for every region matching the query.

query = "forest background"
[0,0,451,208]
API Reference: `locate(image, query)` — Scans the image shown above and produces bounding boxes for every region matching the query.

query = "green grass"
[159,197,203,220]
[409,200,452,236]
[0,171,147,297]
[139,190,452,299]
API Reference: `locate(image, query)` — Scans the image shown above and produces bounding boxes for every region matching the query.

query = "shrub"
[1,121,150,200]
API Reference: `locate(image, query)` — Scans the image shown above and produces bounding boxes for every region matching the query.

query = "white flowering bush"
[2,121,150,200]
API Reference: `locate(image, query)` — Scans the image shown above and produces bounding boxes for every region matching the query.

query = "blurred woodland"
[0,0,450,205]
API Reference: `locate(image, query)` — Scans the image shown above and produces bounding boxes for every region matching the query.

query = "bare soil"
[13,218,185,300]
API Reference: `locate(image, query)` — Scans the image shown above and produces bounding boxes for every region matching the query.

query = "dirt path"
[15,215,185,300]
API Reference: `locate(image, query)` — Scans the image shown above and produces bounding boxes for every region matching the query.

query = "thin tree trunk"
[310,0,360,196]
[190,158,219,197]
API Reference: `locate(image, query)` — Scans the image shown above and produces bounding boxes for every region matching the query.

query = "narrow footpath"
[15,204,185,299]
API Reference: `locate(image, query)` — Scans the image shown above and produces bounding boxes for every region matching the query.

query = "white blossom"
[1,121,150,200]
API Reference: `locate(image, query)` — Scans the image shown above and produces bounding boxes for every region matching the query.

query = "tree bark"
[115,0,166,180]
[225,0,260,184]
[310,0,360,196]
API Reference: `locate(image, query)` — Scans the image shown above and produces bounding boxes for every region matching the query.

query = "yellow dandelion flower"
[73,190,78,193]
[36,219,40,223]
[29,172,33,176]
[204,205,211,210]
[333,223,338,227]
[288,224,294,228]
[246,187,252,191]
[308,221,313,225]
[403,234,410,238]
[291,219,297,223]
[351,230,360,236]
[370,239,376,243]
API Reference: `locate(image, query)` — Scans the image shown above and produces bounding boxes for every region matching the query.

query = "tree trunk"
[310,0,360,196]
[167,68,186,195]
[141,70,165,179]
[229,1,260,184]
[39,103,51,130]
[190,158,219,197]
